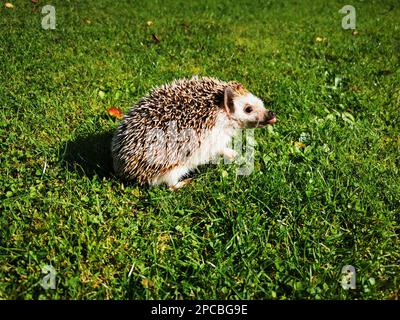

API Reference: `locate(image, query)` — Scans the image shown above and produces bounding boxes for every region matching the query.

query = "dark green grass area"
[1,0,399,299]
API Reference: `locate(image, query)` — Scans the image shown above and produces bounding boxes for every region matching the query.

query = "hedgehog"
[111,76,276,189]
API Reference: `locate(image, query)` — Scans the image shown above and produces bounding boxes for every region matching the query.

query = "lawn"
[0,0,399,299]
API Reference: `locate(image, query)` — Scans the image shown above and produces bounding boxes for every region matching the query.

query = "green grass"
[1,0,399,299]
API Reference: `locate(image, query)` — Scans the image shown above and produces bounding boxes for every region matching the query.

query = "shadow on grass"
[62,130,114,179]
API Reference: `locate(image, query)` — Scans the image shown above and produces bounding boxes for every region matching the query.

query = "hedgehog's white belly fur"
[151,113,236,186]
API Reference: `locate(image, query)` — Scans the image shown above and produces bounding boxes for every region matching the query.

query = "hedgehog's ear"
[224,86,236,115]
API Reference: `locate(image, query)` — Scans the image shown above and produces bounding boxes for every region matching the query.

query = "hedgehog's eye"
[244,105,253,114]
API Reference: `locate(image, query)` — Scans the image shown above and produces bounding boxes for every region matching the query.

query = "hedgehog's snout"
[259,110,277,126]
[266,110,277,124]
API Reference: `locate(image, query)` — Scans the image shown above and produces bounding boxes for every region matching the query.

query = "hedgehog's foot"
[169,178,193,191]
[222,148,238,160]
[152,166,190,189]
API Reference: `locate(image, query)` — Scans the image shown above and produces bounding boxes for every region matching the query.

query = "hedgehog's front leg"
[221,148,238,160]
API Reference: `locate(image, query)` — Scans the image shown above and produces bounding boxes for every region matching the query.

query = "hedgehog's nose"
[266,110,277,124]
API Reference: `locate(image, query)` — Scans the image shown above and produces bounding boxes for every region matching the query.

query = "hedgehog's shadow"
[62,130,114,179]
